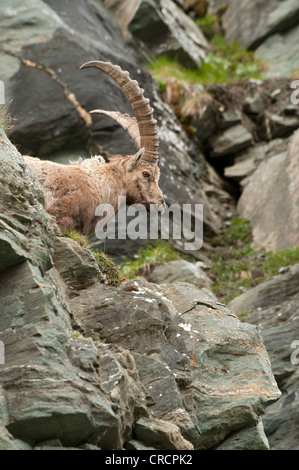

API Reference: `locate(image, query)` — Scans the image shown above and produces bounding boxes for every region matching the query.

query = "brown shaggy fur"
[24,153,165,235]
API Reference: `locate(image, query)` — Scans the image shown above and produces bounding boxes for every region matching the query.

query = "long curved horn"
[80,60,159,166]
[90,110,141,149]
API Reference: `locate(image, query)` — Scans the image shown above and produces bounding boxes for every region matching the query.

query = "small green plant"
[211,217,253,251]
[119,241,181,279]
[237,311,251,321]
[63,228,89,248]
[148,35,265,87]
[156,76,167,94]
[91,250,120,287]
[0,105,13,134]
[62,229,120,286]
[195,13,220,40]
[209,217,257,303]
[261,247,299,280]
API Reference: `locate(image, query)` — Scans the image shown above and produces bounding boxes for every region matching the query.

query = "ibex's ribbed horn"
[90,110,141,149]
[80,60,159,166]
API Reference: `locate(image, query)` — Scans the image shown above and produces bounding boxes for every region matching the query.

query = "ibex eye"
[142,171,150,178]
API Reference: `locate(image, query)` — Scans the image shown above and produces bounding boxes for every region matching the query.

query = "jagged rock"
[209,0,299,76]
[0,128,146,450]
[208,124,253,157]
[0,260,123,449]
[224,144,267,182]
[150,259,213,287]
[134,417,194,450]
[237,131,299,251]
[224,139,286,182]
[53,237,105,291]
[215,419,269,450]
[243,92,267,115]
[219,109,242,130]
[209,0,299,50]
[0,127,282,450]
[71,277,280,449]
[128,0,211,68]
[265,112,299,139]
[0,127,54,275]
[229,264,299,325]
[255,25,299,77]
[193,101,218,142]
[229,264,299,450]
[126,439,156,450]
[102,0,141,35]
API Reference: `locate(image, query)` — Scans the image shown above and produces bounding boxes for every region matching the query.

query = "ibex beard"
[24,60,166,237]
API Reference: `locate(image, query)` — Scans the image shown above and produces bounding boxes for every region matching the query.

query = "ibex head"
[80,60,166,211]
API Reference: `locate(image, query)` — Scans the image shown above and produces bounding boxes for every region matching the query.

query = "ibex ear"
[126,148,145,172]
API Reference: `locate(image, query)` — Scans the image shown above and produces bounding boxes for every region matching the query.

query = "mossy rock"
[91,250,120,287]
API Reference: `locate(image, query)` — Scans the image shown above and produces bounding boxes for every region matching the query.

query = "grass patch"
[148,35,265,87]
[261,247,299,280]
[209,218,299,304]
[195,13,221,41]
[63,228,89,248]
[0,105,13,134]
[119,241,181,279]
[62,223,299,306]
[91,250,120,287]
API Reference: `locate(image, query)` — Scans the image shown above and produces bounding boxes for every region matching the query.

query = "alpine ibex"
[24,61,165,236]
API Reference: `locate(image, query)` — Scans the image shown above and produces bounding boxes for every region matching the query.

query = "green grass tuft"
[119,241,181,279]
[62,228,90,248]
[0,106,13,134]
[261,247,299,280]
[195,13,220,40]
[91,250,120,287]
[148,35,265,86]
[209,218,299,304]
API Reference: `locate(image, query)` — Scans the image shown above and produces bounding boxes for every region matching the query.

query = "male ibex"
[24,61,165,236]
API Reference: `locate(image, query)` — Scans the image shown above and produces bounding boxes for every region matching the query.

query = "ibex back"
[24,61,165,236]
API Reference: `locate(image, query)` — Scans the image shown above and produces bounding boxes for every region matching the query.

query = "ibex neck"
[91,158,127,213]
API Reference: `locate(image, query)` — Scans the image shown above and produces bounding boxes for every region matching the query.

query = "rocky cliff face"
[209,0,299,76]
[183,79,299,252]
[229,264,299,450]
[0,125,280,449]
[1,0,299,451]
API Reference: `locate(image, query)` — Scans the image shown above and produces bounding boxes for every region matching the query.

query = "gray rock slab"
[70,277,280,449]
[237,131,299,251]
[134,417,194,450]
[129,0,211,68]
[224,139,286,182]
[208,124,253,157]
[150,260,213,287]
[256,24,299,77]
[229,263,299,449]
[210,0,299,50]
